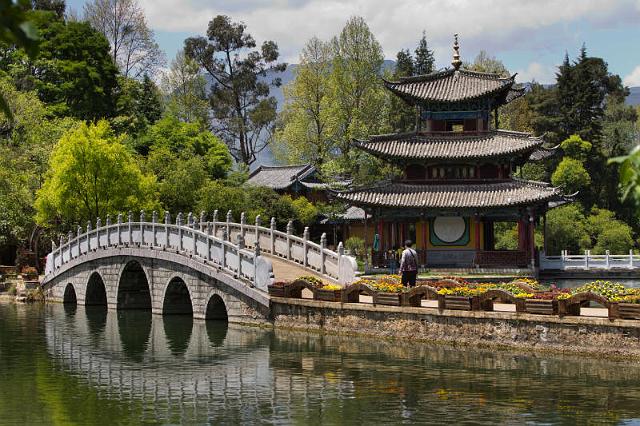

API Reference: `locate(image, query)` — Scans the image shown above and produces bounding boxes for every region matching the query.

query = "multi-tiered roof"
[334,35,569,214]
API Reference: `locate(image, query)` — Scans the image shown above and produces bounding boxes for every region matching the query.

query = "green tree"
[161,49,209,126]
[388,48,415,132]
[551,157,591,194]
[560,134,592,162]
[185,15,286,165]
[273,37,333,166]
[413,31,434,76]
[586,208,634,254]
[545,205,591,255]
[0,0,40,119]
[2,11,120,120]
[151,151,208,214]
[465,50,509,77]
[288,195,319,226]
[35,121,158,227]
[140,74,163,124]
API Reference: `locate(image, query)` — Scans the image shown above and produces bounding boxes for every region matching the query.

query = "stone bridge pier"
[46,254,269,324]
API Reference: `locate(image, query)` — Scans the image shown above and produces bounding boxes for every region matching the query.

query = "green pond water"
[1,302,640,425]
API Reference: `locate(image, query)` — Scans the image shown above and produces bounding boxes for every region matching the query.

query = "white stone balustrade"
[44,210,358,287]
[539,250,640,271]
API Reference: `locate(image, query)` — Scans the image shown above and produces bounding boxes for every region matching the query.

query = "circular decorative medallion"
[433,217,466,243]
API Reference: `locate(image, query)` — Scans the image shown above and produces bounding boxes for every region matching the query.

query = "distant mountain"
[628,87,640,107]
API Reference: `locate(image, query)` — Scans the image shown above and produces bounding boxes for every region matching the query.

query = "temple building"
[333,35,570,269]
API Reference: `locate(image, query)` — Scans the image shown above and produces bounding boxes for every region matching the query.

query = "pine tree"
[140,74,163,125]
[388,48,416,132]
[414,31,435,75]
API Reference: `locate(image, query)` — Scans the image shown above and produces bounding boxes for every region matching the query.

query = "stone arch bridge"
[43,211,357,322]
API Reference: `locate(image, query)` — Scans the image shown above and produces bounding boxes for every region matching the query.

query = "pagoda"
[333,35,570,269]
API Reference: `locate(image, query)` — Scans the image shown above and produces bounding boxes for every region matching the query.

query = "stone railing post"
[96,217,102,248]
[240,212,246,242]
[270,217,276,254]
[127,211,133,245]
[105,215,111,246]
[116,214,122,246]
[151,211,157,247]
[605,250,610,269]
[303,227,310,267]
[67,231,73,258]
[630,249,635,268]
[188,212,196,256]
[320,233,327,275]
[252,239,261,288]
[237,234,245,278]
[139,210,145,245]
[177,212,183,251]
[77,225,82,255]
[585,250,590,269]
[59,235,65,264]
[86,221,92,251]
[199,211,206,232]
[206,219,212,261]
[286,220,294,260]
[254,214,261,248]
[226,210,232,238]
[221,229,228,269]
[164,211,170,248]
[212,210,218,237]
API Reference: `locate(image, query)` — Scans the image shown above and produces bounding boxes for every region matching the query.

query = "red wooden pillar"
[528,213,536,265]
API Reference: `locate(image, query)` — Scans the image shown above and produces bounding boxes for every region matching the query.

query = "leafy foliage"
[551,157,591,194]
[35,121,159,227]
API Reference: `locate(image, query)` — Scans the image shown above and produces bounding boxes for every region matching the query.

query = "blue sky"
[67,0,640,86]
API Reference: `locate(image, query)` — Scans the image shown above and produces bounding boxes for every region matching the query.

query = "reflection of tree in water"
[267,329,640,424]
[163,315,193,356]
[117,310,151,362]
[205,320,228,347]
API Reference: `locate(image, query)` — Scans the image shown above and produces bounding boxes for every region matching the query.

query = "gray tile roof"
[354,130,544,161]
[384,69,516,103]
[246,164,316,190]
[333,179,563,209]
[528,146,559,161]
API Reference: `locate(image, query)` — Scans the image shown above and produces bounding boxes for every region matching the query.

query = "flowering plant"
[319,284,342,291]
[297,275,324,288]
[570,280,626,299]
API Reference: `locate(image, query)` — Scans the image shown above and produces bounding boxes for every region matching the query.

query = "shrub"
[345,236,365,256]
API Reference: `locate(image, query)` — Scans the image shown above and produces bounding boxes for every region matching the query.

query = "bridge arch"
[63,283,77,305]
[163,277,193,315]
[85,272,107,307]
[117,260,152,310]
[205,293,228,321]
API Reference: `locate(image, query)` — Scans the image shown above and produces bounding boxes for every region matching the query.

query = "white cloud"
[515,62,557,84]
[138,0,639,65]
[624,65,640,87]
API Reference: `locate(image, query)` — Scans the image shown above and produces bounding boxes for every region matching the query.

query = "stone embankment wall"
[270,298,640,359]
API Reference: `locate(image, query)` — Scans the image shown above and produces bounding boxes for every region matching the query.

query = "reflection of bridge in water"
[45,304,640,424]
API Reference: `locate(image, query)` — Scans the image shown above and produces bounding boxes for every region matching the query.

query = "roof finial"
[452,33,462,71]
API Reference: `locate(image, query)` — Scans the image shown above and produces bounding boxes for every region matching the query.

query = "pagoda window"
[445,119,464,132]
[405,164,426,180]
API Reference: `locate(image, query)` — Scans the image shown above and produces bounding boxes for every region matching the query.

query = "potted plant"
[519,291,562,315]
[371,275,404,306]
[314,284,343,302]
[610,291,640,320]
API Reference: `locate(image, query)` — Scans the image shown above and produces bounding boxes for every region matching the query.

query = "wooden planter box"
[314,289,342,302]
[443,295,478,311]
[524,299,558,315]
[374,292,403,306]
[616,303,640,320]
[267,285,286,298]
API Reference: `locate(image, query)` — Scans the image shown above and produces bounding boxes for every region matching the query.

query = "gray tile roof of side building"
[246,164,316,190]
[333,179,564,209]
[383,69,517,104]
[353,130,544,161]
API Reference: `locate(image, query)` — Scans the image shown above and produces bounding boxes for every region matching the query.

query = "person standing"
[388,246,398,275]
[399,240,418,287]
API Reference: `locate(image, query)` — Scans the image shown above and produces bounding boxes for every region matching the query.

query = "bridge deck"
[265,255,336,283]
